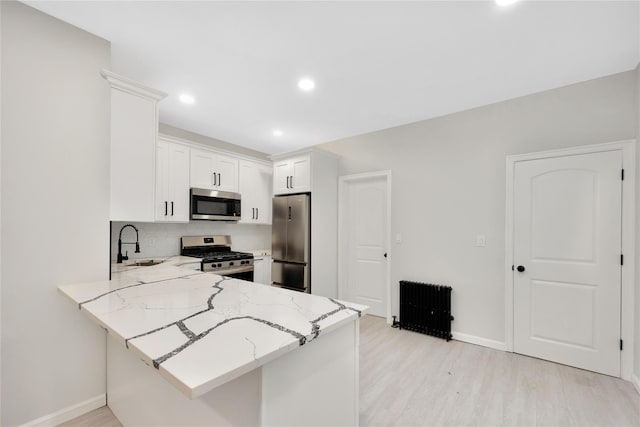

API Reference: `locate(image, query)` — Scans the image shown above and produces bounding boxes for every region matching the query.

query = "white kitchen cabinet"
[156,138,190,222]
[190,148,239,193]
[269,149,339,298]
[273,155,310,195]
[253,255,272,285]
[102,70,166,222]
[239,160,272,224]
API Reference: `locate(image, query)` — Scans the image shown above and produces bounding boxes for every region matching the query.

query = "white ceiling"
[25,1,640,155]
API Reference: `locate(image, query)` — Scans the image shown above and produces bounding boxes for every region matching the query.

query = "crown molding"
[101,69,167,101]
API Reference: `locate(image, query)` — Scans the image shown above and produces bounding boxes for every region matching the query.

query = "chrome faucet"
[117,224,140,263]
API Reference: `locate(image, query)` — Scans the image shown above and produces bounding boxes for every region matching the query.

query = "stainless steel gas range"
[180,235,254,281]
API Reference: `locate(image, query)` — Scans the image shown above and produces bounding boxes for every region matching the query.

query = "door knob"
[516,265,525,272]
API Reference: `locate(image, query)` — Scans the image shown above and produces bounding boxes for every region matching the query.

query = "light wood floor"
[60,314,640,426]
[58,405,122,427]
[359,315,639,426]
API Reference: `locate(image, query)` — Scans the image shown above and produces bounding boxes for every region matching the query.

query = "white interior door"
[342,174,389,317]
[513,150,622,376]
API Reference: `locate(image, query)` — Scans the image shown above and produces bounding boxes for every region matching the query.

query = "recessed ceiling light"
[495,0,518,6]
[179,94,195,104]
[298,78,315,91]
[273,129,283,137]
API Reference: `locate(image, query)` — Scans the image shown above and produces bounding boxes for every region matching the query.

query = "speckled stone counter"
[59,257,367,426]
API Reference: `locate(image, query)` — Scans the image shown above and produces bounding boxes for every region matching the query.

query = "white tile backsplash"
[111,221,271,261]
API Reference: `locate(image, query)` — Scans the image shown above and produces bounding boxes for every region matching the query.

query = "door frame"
[504,140,636,380]
[338,170,392,323]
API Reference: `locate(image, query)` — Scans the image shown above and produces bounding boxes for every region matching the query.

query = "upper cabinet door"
[290,156,310,192]
[216,153,239,193]
[190,148,217,190]
[273,161,292,195]
[168,143,190,222]
[273,155,310,195]
[156,139,190,222]
[155,140,170,220]
[255,164,273,224]
[239,159,272,224]
[239,160,257,223]
[190,148,239,192]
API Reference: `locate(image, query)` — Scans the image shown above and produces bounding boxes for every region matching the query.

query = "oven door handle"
[201,264,254,275]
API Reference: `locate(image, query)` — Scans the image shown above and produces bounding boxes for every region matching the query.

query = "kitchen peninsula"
[59,257,367,426]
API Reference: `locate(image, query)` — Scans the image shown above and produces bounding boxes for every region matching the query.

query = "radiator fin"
[399,280,453,341]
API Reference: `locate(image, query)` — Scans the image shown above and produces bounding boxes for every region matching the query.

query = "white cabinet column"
[269,149,338,297]
[102,70,166,222]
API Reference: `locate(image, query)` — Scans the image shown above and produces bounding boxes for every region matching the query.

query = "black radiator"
[399,280,453,341]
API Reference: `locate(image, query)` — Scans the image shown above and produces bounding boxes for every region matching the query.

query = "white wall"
[111,221,271,261]
[0,2,3,422]
[160,123,270,161]
[319,71,636,344]
[635,62,640,386]
[1,2,110,425]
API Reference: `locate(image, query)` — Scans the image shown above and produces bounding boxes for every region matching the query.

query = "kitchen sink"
[128,259,164,267]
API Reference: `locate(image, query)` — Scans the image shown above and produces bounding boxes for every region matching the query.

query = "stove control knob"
[241,261,246,265]
[217,263,222,268]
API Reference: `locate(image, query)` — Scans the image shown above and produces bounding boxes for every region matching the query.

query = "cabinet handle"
[218,173,221,187]
[171,201,174,216]
[164,201,168,216]
[252,208,255,220]
[256,208,259,220]
[290,175,294,188]
[288,206,292,220]
[213,172,217,186]
[286,176,290,189]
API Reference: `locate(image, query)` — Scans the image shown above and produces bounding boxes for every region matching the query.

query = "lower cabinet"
[253,256,272,285]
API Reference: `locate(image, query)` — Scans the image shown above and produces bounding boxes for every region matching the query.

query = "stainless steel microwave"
[190,188,241,221]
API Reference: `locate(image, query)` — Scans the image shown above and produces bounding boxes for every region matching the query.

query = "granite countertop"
[59,256,367,399]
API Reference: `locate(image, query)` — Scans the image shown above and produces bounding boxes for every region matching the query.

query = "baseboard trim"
[632,373,640,396]
[452,331,507,352]
[20,394,106,427]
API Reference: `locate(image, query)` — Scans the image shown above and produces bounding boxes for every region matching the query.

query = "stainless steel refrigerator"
[271,194,310,293]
